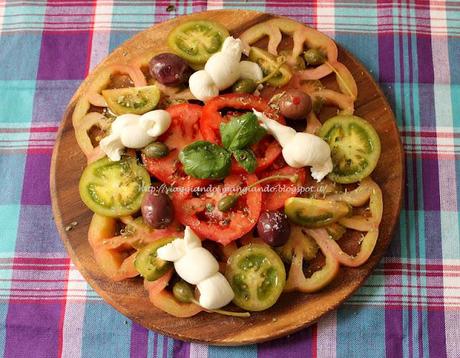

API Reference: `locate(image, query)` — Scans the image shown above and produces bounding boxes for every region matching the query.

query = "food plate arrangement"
[50,10,404,345]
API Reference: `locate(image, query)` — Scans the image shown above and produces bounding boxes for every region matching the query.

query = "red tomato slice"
[200,93,284,173]
[260,166,307,211]
[172,174,262,245]
[142,103,208,187]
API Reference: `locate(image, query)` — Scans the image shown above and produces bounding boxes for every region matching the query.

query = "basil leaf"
[220,113,267,151]
[179,141,231,179]
[232,149,257,173]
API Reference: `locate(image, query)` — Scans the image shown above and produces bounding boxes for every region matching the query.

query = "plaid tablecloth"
[0,0,458,357]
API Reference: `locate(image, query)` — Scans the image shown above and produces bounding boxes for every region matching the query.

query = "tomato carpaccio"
[142,103,209,188]
[200,93,284,173]
[259,165,307,211]
[171,174,262,245]
[142,99,307,246]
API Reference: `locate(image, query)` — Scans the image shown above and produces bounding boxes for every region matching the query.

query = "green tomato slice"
[101,85,160,115]
[168,20,229,65]
[134,237,175,281]
[79,157,151,217]
[226,244,286,311]
[249,47,292,87]
[284,197,351,228]
[319,115,381,184]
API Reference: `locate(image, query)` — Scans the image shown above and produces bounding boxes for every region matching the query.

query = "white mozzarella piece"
[189,37,263,99]
[183,226,201,250]
[140,109,171,137]
[120,122,155,149]
[254,110,333,181]
[255,111,296,147]
[205,53,241,90]
[197,272,235,310]
[99,110,172,161]
[282,132,332,168]
[174,247,219,285]
[189,70,219,101]
[99,135,124,161]
[157,240,186,262]
[239,61,263,81]
[156,226,235,309]
[310,157,334,182]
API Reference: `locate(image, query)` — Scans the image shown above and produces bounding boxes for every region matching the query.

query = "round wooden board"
[50,10,404,345]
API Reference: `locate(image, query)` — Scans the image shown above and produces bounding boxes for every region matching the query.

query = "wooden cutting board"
[50,10,404,345]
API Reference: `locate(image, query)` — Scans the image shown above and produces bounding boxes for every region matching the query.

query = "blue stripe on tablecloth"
[336,306,386,358]
[81,303,132,358]
[209,343,257,358]
[0,80,36,124]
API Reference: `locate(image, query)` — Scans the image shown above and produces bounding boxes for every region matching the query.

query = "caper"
[172,280,194,303]
[218,195,238,212]
[142,142,169,158]
[303,49,326,66]
[232,79,257,94]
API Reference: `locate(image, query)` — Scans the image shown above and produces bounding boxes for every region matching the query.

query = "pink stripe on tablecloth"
[61,267,87,358]
[316,311,336,358]
[88,0,112,71]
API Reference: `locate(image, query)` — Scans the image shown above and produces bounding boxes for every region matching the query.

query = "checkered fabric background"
[0,0,458,357]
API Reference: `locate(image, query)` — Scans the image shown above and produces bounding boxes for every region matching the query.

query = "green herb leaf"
[232,149,257,173]
[219,113,267,151]
[179,141,231,179]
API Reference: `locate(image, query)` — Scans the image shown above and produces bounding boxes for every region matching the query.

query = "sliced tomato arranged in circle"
[200,93,284,173]
[260,165,307,211]
[142,103,208,187]
[172,174,262,246]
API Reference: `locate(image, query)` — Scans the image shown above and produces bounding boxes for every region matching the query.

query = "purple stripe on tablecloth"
[419,112,440,213]
[4,303,62,358]
[258,327,312,358]
[163,335,169,358]
[384,308,404,358]
[427,310,447,357]
[172,340,190,358]
[378,33,395,83]
[21,152,52,205]
[416,37,434,84]
[37,31,90,80]
[130,322,148,358]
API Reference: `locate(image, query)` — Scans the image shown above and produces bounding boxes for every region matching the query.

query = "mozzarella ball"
[120,124,154,149]
[282,132,331,168]
[239,61,263,81]
[174,247,219,285]
[140,110,171,137]
[189,70,219,101]
[205,54,241,90]
[197,272,235,310]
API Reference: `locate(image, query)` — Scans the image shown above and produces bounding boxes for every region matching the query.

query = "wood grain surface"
[50,10,404,345]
